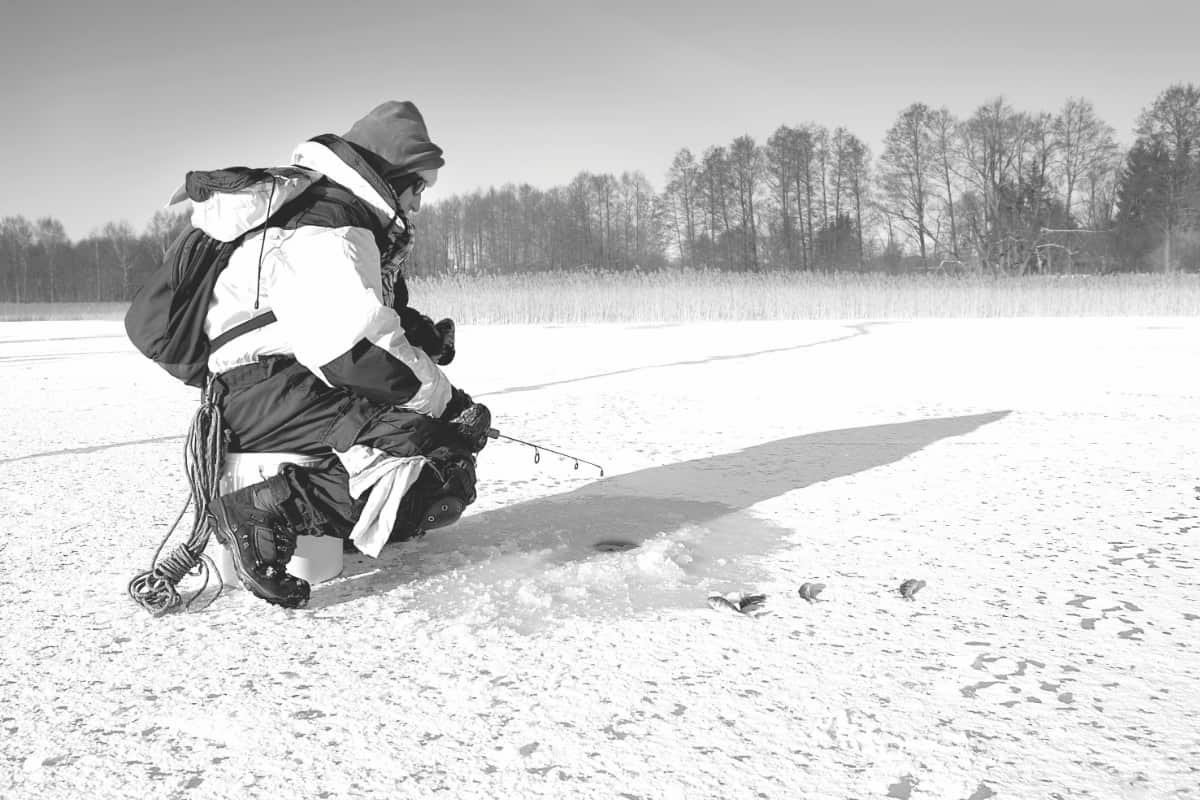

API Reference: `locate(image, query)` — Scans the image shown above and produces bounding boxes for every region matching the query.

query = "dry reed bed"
[2,272,1198,323]
[0,302,130,322]
[417,271,1200,323]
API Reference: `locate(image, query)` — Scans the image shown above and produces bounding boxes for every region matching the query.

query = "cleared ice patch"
[314,511,786,632]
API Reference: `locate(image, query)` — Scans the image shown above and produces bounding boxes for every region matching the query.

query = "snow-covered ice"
[1,317,1198,799]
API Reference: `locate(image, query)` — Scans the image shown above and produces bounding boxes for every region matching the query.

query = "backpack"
[125,166,377,387]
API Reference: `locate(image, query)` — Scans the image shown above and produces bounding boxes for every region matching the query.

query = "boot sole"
[210,502,310,609]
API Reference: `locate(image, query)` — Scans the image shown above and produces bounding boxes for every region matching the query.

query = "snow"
[1,317,1198,799]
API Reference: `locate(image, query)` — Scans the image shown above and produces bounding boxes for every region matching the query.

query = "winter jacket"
[196,135,452,418]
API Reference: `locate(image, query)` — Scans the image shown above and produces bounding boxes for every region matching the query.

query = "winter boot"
[389,447,477,543]
[210,474,311,608]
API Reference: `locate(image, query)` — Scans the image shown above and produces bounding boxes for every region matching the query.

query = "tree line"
[3,83,1198,303]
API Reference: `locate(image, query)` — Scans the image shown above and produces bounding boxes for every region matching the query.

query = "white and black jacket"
[198,135,452,419]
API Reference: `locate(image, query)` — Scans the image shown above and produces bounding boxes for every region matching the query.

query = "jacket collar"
[290,134,404,232]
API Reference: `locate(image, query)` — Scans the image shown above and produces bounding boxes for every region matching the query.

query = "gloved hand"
[399,308,456,366]
[442,386,474,421]
[398,308,441,357]
[448,402,492,453]
[434,318,455,365]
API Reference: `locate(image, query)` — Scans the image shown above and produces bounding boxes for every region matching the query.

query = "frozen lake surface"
[1,317,1198,799]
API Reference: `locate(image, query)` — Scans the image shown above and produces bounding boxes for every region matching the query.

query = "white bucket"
[211,451,344,586]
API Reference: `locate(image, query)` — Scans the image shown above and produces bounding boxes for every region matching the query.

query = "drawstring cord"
[253,177,278,310]
[128,379,228,615]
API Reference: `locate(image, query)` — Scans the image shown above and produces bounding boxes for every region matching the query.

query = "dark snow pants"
[212,355,460,539]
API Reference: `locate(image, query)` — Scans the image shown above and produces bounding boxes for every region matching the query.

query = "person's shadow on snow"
[309,411,1010,608]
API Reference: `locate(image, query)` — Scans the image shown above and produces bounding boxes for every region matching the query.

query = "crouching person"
[193,101,487,608]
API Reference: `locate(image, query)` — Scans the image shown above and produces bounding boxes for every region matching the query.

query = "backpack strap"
[209,312,277,352]
[301,179,392,253]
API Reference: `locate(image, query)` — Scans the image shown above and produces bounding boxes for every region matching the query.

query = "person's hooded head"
[342,100,444,213]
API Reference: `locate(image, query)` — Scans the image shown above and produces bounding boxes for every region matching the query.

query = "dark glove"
[399,308,455,366]
[399,308,441,358]
[434,318,455,365]
[442,386,473,422]
[449,402,492,453]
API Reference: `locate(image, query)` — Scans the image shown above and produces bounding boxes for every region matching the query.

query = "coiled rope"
[127,379,227,615]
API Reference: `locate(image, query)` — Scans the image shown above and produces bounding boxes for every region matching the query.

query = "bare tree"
[589,174,615,268]
[33,218,68,301]
[1,216,34,302]
[616,171,656,268]
[665,149,700,267]
[956,98,1037,273]
[879,103,936,264]
[841,134,871,268]
[788,125,820,269]
[102,221,140,299]
[764,127,797,268]
[927,107,961,260]
[813,126,831,236]
[1083,152,1122,231]
[829,127,856,223]
[729,135,764,269]
[699,146,733,269]
[1053,98,1119,228]
[1020,112,1059,274]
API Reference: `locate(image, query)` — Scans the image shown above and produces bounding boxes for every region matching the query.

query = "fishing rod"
[486,427,604,476]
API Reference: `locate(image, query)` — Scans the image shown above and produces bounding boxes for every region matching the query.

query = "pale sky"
[2,0,1197,239]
